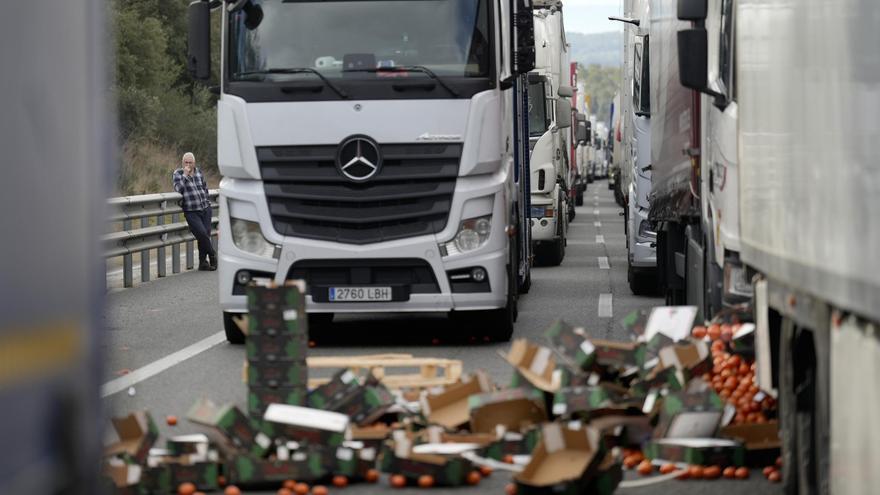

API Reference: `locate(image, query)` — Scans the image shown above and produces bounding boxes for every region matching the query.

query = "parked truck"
[612,0,657,296]
[675,0,880,492]
[187,0,537,342]
[527,0,573,266]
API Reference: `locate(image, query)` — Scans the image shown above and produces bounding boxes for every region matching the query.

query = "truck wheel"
[575,191,584,206]
[484,262,517,342]
[518,271,531,294]
[223,312,246,344]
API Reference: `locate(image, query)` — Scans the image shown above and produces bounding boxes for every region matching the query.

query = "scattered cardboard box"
[654,384,725,438]
[103,411,159,465]
[543,319,596,372]
[505,339,560,392]
[644,437,746,466]
[468,388,547,434]
[514,423,604,494]
[720,420,781,466]
[264,403,350,447]
[186,398,272,457]
[422,371,492,429]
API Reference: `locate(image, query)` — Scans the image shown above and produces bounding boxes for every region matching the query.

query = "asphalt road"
[103,181,782,495]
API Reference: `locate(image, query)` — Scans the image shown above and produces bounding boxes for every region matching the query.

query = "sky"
[562,0,623,34]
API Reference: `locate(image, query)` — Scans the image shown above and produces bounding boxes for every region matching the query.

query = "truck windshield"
[528,80,549,137]
[228,0,491,81]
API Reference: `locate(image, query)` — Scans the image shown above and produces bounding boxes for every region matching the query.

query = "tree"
[578,63,621,123]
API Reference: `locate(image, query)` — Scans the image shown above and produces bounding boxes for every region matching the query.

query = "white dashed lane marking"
[595,235,605,244]
[598,293,613,318]
[598,256,610,269]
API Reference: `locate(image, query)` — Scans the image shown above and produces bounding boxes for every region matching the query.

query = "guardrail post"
[157,204,166,277]
[172,213,181,274]
[141,216,150,282]
[186,236,194,270]
[123,219,133,288]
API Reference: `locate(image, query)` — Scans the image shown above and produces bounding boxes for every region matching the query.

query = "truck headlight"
[230,218,280,259]
[440,215,492,255]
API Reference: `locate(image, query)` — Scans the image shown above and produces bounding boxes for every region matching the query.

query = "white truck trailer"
[187,0,537,342]
[527,0,573,266]
[676,0,880,492]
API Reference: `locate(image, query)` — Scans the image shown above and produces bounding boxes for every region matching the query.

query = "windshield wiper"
[345,65,460,97]
[235,67,349,99]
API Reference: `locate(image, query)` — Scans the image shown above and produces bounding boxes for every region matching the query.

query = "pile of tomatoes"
[692,323,777,425]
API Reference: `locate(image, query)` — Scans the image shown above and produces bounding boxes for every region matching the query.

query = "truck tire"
[223,312,246,344]
[575,190,584,206]
[627,263,657,296]
[454,261,516,342]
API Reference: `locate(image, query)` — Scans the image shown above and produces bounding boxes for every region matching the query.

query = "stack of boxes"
[245,281,309,419]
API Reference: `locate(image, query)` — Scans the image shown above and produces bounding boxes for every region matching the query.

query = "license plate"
[328,286,392,302]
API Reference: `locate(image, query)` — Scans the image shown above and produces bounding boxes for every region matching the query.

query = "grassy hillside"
[566,31,622,68]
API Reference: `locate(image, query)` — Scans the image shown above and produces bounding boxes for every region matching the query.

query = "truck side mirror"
[557,85,574,98]
[576,122,587,144]
[677,28,708,92]
[677,0,707,21]
[187,1,211,81]
[556,99,572,129]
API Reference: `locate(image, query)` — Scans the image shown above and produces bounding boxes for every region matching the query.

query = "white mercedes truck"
[527,0,573,266]
[676,0,880,492]
[188,0,537,342]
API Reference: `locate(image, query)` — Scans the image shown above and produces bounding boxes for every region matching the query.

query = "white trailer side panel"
[737,0,880,321]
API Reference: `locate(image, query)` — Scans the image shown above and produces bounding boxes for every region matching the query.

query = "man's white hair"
[182,152,195,163]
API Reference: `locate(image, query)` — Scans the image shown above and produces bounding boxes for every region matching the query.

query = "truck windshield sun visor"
[227,0,493,100]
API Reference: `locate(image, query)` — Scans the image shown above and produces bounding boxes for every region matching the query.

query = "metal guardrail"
[104,190,219,288]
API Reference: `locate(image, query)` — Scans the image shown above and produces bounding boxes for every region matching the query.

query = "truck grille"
[258,143,462,244]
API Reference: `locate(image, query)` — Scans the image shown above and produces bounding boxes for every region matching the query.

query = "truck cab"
[527,1,573,266]
[187,0,537,342]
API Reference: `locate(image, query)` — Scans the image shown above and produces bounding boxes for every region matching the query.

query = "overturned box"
[264,403,350,447]
[505,339,560,393]
[104,411,159,465]
[422,371,492,430]
[187,398,272,457]
[551,384,637,419]
[514,423,605,495]
[378,434,476,486]
[468,387,547,434]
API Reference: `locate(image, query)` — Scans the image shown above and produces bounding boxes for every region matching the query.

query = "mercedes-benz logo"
[336,135,382,182]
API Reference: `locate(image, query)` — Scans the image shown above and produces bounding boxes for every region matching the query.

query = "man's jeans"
[184,207,216,263]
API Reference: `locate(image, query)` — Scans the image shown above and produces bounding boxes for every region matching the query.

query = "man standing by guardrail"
[172,152,217,271]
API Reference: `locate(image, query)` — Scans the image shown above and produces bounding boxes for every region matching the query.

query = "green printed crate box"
[330,383,395,426]
[264,403,350,447]
[140,465,171,494]
[645,438,746,466]
[324,442,379,479]
[247,310,306,337]
[226,452,327,484]
[167,461,221,491]
[246,360,308,388]
[551,384,634,419]
[248,386,307,419]
[378,443,475,486]
[479,427,542,460]
[543,319,596,372]
[590,339,647,370]
[187,398,273,457]
[246,332,308,362]
[245,281,306,312]
[307,369,366,410]
[104,411,159,466]
[654,386,725,438]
